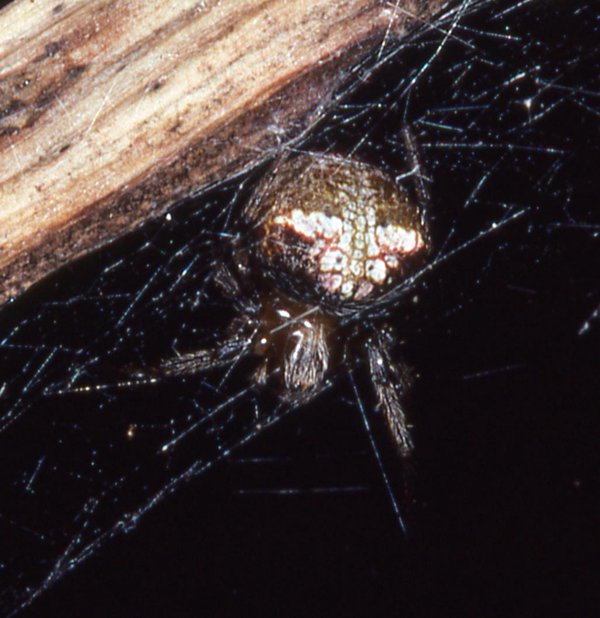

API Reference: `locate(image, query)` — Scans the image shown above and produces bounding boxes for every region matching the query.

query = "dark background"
[1,1,598,617]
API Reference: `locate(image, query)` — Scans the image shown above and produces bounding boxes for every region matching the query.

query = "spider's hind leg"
[365,327,414,458]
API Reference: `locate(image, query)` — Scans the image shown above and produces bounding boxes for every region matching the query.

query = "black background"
[1,1,598,617]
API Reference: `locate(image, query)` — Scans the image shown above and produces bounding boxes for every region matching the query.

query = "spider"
[159,131,431,457]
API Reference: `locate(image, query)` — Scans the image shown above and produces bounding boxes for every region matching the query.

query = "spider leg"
[401,125,431,211]
[160,258,260,378]
[365,328,413,458]
[161,330,254,377]
[214,262,259,315]
[252,315,331,408]
[283,316,329,396]
[213,262,241,299]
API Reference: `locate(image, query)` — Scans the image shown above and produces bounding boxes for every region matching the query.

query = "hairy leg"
[283,316,329,396]
[161,318,256,376]
[365,328,413,457]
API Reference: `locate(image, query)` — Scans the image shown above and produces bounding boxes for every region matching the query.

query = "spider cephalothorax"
[161,147,430,455]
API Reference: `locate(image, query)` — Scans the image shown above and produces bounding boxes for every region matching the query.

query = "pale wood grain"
[0,0,444,305]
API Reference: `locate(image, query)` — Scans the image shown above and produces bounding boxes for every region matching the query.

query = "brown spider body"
[161,145,431,456]
[248,154,429,315]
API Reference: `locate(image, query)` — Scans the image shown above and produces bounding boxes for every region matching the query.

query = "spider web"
[1,1,598,615]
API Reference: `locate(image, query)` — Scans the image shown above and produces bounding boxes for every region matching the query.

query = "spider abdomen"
[248,154,428,313]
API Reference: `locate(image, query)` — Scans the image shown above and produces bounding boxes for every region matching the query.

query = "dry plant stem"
[0,0,443,306]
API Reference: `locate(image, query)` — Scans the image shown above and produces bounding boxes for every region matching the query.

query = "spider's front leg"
[160,315,257,377]
[401,124,431,212]
[254,309,331,407]
[365,327,414,458]
[283,315,329,397]
[159,261,260,378]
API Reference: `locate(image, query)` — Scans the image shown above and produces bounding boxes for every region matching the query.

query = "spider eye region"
[248,154,429,312]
